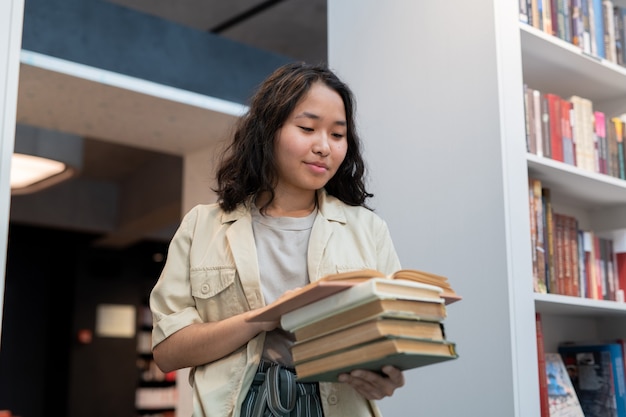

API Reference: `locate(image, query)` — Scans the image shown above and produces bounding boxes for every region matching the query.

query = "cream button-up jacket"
[150,189,402,417]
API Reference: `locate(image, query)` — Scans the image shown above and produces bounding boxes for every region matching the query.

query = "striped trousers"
[240,360,324,417]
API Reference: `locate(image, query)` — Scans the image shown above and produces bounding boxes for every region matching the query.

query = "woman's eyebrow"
[295,112,346,126]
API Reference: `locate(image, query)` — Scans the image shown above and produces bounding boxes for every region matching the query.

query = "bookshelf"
[328,1,626,416]
[135,303,177,416]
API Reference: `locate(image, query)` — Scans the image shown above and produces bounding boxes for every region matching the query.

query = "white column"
[174,140,226,416]
[0,0,25,343]
[328,1,536,416]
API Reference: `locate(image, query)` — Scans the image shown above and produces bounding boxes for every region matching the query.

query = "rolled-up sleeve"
[150,207,203,348]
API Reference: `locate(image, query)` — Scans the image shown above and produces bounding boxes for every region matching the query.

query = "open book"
[338,269,461,305]
[247,268,461,323]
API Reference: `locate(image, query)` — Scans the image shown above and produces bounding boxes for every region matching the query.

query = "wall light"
[10,124,83,195]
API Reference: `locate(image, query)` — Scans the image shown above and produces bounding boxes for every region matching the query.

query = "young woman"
[149,62,405,417]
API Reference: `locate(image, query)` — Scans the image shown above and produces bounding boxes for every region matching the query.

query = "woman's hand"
[337,366,405,400]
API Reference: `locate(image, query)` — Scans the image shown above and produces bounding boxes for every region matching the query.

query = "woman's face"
[274,81,348,197]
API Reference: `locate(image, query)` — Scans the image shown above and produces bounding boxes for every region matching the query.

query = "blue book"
[559,342,626,417]
[592,0,605,58]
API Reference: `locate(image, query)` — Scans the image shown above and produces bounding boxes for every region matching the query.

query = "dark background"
[0,222,168,417]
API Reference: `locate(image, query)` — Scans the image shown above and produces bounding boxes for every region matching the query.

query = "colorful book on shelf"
[291,316,445,364]
[558,342,626,417]
[524,85,537,154]
[530,177,547,293]
[595,111,607,174]
[544,352,585,417]
[248,268,460,323]
[543,188,556,294]
[294,336,458,383]
[546,93,564,162]
[592,0,606,58]
[278,277,446,332]
[541,90,553,158]
[560,98,575,166]
[292,297,448,342]
[536,313,550,417]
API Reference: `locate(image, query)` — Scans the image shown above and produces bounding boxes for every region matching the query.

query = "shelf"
[535,292,626,317]
[520,23,626,113]
[527,153,626,209]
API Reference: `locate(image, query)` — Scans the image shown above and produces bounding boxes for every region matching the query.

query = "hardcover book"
[537,313,550,417]
[292,297,447,341]
[544,353,585,417]
[291,317,445,363]
[294,336,458,383]
[279,277,445,332]
[248,267,460,323]
[558,342,626,417]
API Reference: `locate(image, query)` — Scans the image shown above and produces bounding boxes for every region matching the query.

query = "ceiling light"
[10,124,83,195]
[10,153,70,190]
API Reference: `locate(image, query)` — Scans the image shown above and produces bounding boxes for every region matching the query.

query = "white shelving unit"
[328,1,626,416]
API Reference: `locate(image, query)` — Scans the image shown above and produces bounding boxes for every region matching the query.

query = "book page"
[321,269,385,282]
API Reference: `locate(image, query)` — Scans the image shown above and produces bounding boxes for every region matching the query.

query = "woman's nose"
[312,133,331,156]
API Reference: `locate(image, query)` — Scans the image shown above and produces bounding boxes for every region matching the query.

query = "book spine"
[536,313,550,417]
[547,93,564,162]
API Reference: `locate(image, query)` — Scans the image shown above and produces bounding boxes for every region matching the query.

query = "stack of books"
[249,268,461,382]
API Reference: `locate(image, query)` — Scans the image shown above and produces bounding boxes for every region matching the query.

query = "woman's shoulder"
[185,202,221,216]
[183,201,252,225]
[320,192,386,224]
[180,202,224,225]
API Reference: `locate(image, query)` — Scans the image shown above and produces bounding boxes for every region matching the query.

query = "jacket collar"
[219,189,348,224]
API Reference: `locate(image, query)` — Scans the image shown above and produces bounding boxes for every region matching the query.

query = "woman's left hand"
[337,366,405,400]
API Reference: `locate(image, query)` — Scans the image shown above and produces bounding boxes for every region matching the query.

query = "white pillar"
[0,0,25,344]
[328,1,535,416]
[174,140,227,416]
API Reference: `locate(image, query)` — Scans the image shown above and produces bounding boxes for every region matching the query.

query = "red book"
[560,98,576,166]
[546,93,564,162]
[536,313,550,417]
[617,252,626,299]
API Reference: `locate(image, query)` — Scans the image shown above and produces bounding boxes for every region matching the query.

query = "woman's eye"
[298,126,314,132]
[332,133,345,139]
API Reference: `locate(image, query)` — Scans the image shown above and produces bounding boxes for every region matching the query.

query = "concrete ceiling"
[11,0,328,248]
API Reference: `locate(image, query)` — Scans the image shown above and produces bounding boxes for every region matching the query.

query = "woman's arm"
[153,310,278,373]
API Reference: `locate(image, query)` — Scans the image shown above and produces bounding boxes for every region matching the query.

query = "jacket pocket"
[190,267,237,299]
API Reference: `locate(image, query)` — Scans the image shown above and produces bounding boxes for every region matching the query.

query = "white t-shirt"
[251,204,317,365]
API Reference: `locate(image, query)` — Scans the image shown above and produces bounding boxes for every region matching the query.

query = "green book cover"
[295,337,458,383]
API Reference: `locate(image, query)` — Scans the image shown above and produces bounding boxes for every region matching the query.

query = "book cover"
[532,178,548,293]
[294,336,458,383]
[592,0,606,58]
[596,111,607,174]
[279,278,445,331]
[561,98,575,166]
[537,313,551,417]
[558,342,626,417]
[526,85,538,154]
[546,93,564,162]
[247,268,460,323]
[544,353,585,417]
[611,117,626,179]
[541,91,553,158]
[293,297,448,342]
[582,0,592,53]
[534,89,544,157]
[543,188,556,293]
[291,317,445,363]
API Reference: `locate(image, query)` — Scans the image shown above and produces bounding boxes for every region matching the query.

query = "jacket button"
[328,394,338,405]
[201,283,210,294]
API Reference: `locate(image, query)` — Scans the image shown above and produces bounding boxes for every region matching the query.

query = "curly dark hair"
[213,61,373,212]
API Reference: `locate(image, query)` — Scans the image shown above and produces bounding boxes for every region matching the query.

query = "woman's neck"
[256,191,317,218]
